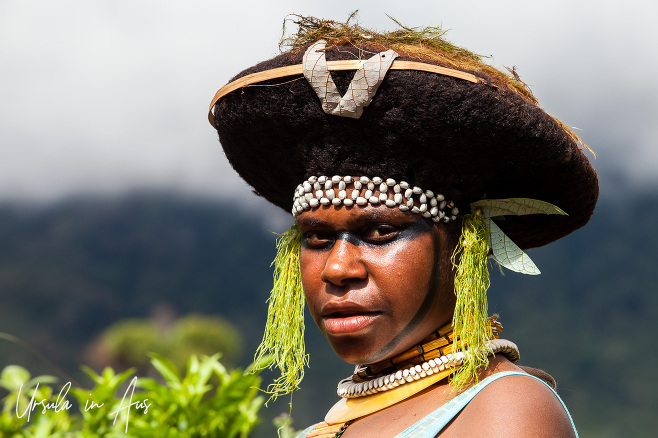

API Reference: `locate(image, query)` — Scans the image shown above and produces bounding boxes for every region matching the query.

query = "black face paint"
[301,219,432,250]
[364,227,442,363]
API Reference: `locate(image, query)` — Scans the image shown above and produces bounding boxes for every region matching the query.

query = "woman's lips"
[322,312,381,335]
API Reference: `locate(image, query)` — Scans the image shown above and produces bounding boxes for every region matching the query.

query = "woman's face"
[296,204,455,365]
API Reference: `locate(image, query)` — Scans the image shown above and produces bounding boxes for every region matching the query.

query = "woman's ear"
[432,222,459,309]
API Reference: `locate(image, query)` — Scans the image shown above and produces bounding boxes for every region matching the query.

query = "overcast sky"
[1,0,656,205]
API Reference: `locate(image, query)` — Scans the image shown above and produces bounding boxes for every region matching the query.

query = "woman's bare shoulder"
[450,371,577,438]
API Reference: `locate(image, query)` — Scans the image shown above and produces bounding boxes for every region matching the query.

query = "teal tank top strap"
[395,371,578,438]
[297,371,578,438]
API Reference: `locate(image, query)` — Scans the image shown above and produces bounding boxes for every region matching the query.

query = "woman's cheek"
[300,251,324,311]
[366,237,434,274]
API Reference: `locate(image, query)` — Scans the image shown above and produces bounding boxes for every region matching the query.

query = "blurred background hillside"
[1,1,657,437]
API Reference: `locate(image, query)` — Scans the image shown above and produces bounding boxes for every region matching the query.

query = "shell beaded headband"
[292,175,459,222]
[293,175,569,276]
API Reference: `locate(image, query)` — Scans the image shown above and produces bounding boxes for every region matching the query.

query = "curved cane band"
[208,57,479,127]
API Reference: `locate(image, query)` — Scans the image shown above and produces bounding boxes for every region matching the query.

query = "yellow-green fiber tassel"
[253,225,307,402]
[450,211,493,389]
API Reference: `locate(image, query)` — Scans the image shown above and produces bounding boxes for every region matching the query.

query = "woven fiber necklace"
[305,319,519,438]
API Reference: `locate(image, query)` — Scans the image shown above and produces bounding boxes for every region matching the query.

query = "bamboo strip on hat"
[208,60,479,126]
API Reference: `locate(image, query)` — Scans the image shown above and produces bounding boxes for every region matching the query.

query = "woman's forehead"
[295,205,422,228]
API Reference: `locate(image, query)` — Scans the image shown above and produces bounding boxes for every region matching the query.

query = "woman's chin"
[327,335,406,365]
[327,337,382,365]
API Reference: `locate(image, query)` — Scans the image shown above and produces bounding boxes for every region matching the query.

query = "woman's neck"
[354,317,503,381]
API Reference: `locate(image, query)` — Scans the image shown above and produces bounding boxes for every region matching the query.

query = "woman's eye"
[365,225,399,242]
[303,231,333,248]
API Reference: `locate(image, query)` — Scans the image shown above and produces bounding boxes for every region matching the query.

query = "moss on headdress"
[278,12,591,153]
[280,12,535,103]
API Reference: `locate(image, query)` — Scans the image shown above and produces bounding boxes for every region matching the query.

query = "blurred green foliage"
[0,354,266,437]
[0,195,277,378]
[97,314,243,372]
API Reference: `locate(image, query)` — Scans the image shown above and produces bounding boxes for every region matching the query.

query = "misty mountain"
[0,192,654,437]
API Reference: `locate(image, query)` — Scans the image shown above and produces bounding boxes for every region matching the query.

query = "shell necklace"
[306,319,519,436]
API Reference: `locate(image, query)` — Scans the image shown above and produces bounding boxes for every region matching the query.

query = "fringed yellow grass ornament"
[450,211,491,389]
[450,198,567,389]
[253,225,307,402]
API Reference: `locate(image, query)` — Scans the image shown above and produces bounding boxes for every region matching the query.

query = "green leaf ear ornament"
[471,198,568,275]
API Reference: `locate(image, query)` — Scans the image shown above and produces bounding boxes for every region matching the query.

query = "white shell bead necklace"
[336,339,519,399]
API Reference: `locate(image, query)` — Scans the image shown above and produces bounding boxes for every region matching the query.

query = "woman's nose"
[320,238,367,286]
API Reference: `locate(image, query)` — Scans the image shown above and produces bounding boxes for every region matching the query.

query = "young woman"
[208,17,597,438]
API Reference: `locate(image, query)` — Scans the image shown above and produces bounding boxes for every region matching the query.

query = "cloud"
[0,0,655,202]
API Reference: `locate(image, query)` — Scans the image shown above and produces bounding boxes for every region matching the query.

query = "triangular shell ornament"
[302,40,398,118]
[470,198,568,275]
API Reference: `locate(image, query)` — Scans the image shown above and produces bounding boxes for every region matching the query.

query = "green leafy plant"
[0,354,267,437]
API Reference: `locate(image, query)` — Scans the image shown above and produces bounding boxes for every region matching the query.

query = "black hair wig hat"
[209,28,598,251]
